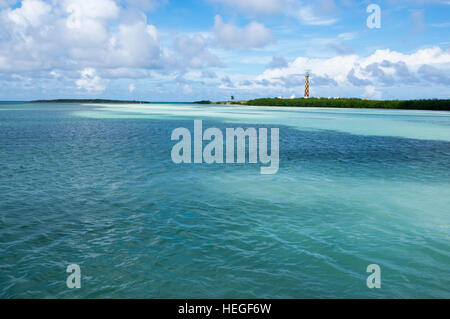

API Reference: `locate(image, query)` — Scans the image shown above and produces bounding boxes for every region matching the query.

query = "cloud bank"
[226,47,450,98]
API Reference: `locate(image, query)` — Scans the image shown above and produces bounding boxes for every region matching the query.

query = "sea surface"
[0,102,449,298]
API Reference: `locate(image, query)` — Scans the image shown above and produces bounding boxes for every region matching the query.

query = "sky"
[0,0,449,101]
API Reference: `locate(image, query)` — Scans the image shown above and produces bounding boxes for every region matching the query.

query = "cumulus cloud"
[418,64,450,84]
[213,15,273,49]
[380,60,416,80]
[0,0,161,72]
[7,0,51,27]
[0,0,227,94]
[248,46,450,97]
[76,68,106,92]
[1,0,447,100]
[63,0,119,21]
[364,63,395,85]
[104,21,160,68]
[347,69,372,86]
[173,34,222,68]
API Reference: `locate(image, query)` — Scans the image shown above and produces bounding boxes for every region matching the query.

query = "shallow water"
[0,103,449,298]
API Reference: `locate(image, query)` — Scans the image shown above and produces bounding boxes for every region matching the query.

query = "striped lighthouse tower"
[304,72,310,98]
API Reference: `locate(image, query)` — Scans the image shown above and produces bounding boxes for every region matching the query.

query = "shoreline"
[30,99,152,104]
[195,98,450,111]
[22,98,450,111]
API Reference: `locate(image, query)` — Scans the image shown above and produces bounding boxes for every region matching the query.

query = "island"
[30,98,450,111]
[196,98,450,111]
[30,99,151,104]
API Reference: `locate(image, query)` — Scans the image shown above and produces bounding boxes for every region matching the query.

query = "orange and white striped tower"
[304,73,310,98]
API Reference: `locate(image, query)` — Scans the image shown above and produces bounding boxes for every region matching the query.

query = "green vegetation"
[193,100,213,104]
[30,98,450,110]
[237,98,450,111]
[31,99,151,104]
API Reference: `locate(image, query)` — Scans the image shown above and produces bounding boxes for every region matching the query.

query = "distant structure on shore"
[304,73,310,98]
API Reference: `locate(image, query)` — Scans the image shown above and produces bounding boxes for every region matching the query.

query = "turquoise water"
[0,102,449,298]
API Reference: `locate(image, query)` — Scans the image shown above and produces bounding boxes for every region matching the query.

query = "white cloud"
[0,0,163,74]
[0,0,447,100]
[61,0,121,46]
[173,34,222,68]
[246,46,450,98]
[76,68,106,92]
[213,15,273,49]
[7,0,51,27]
[0,0,228,95]
[62,0,119,20]
[104,21,160,68]
[0,0,231,94]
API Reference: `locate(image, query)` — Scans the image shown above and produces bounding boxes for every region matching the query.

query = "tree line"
[239,98,450,111]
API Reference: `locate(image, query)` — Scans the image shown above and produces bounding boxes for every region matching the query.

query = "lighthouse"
[304,73,310,98]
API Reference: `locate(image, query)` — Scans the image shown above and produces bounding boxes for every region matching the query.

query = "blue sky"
[0,0,449,101]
